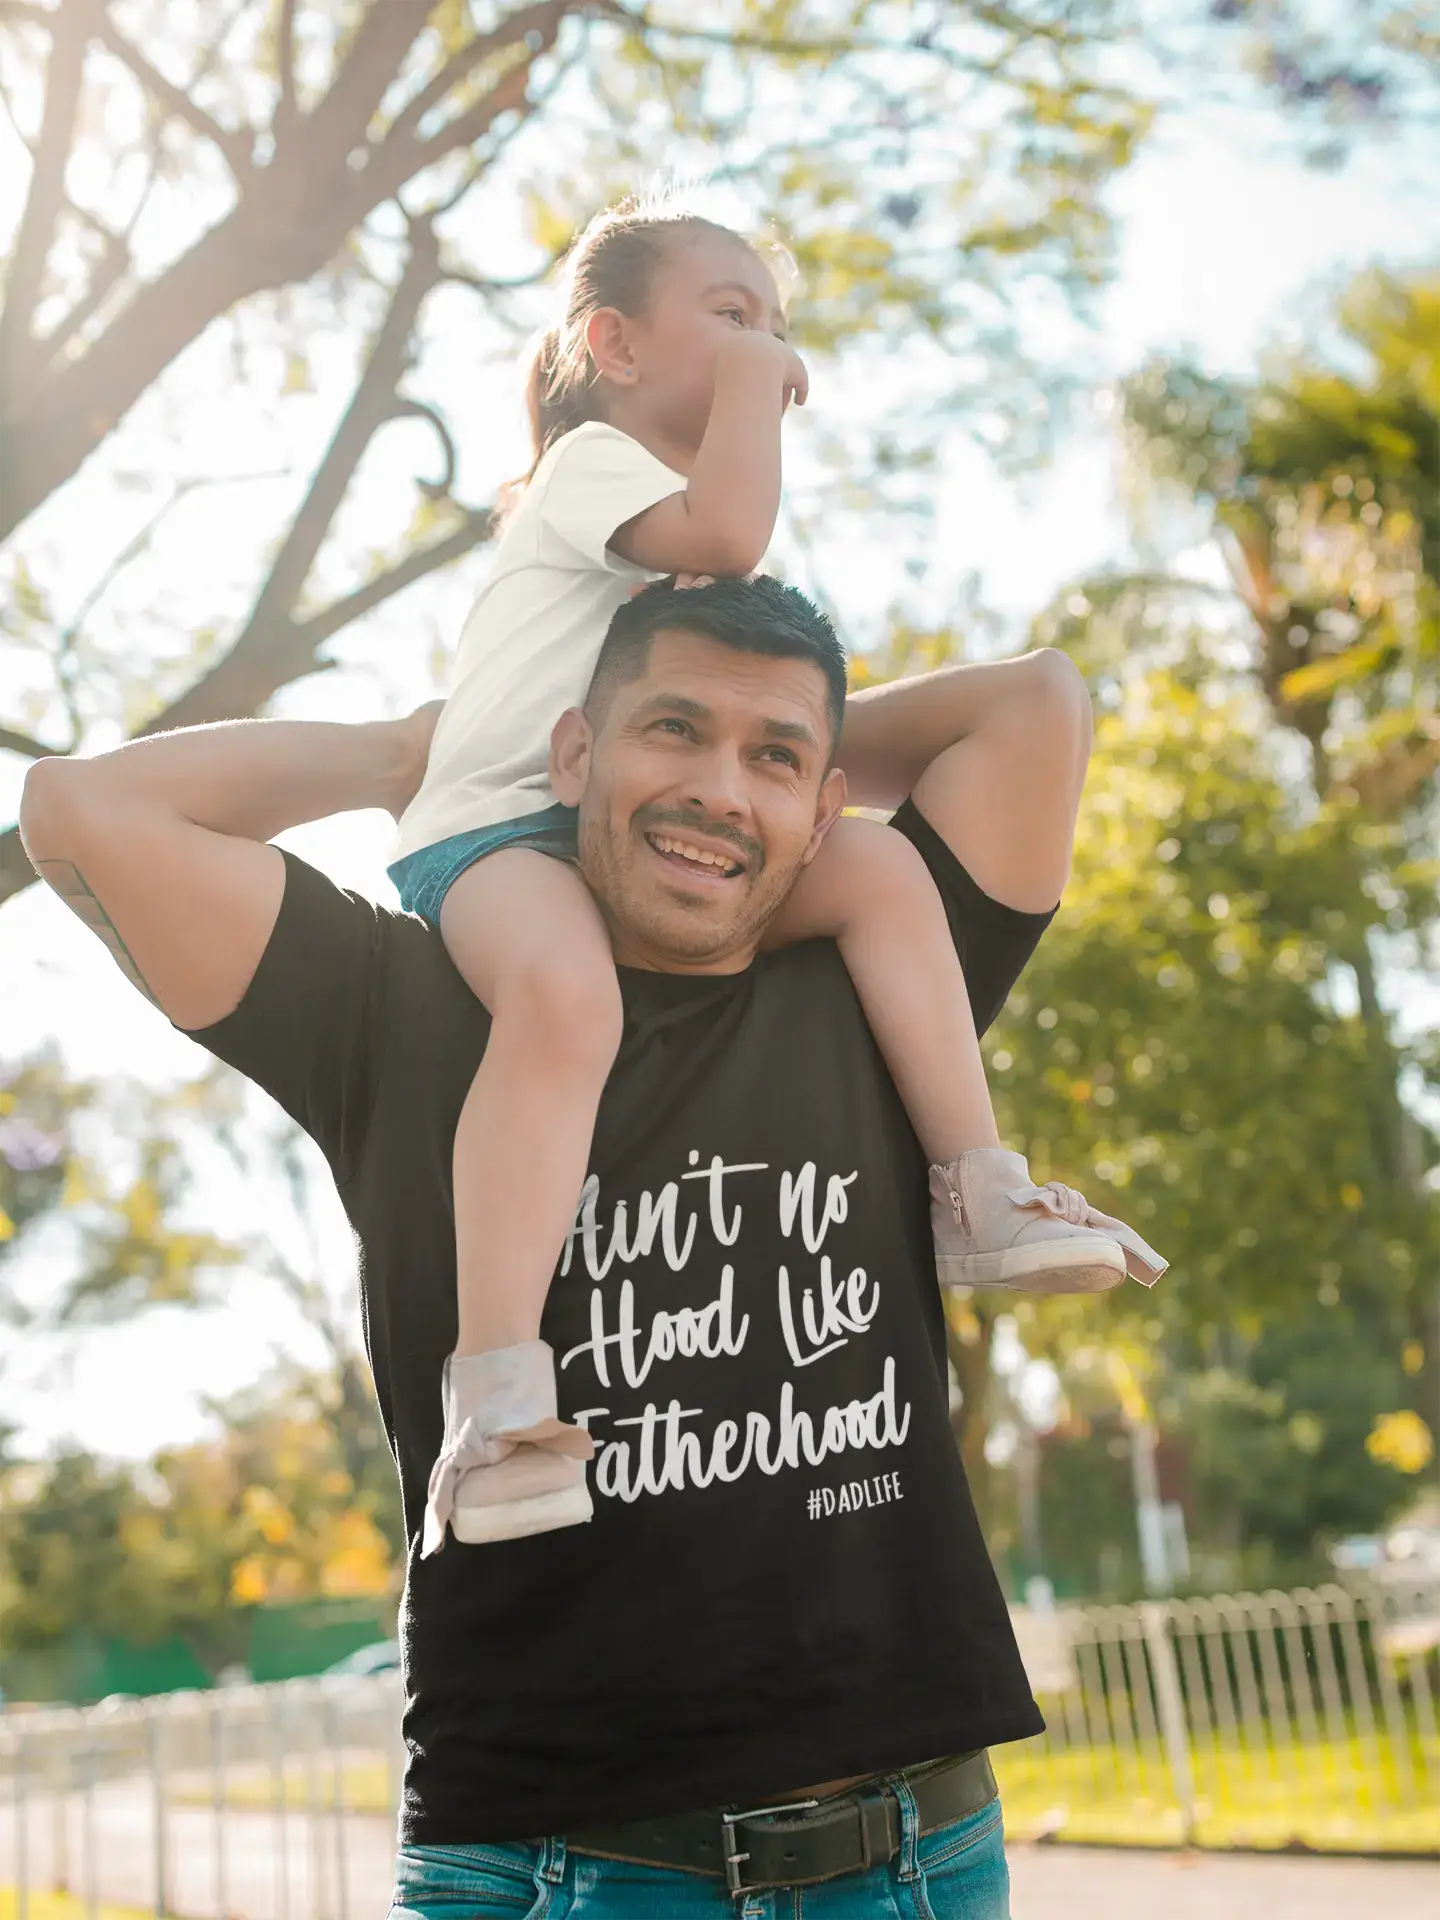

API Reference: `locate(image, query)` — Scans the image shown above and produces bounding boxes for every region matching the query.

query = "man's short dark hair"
[585,575,848,747]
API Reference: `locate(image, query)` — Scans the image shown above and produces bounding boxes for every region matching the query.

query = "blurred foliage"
[1120,270,1439,811]
[0,1365,400,1669]
[0,1052,77,1263]
[0,1051,244,1333]
[1198,0,1440,163]
[988,659,1435,1339]
[0,0,1161,864]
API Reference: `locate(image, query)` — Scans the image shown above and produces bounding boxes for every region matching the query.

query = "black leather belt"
[568,1750,997,1896]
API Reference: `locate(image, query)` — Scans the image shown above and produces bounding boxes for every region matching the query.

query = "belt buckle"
[721,1797,820,1898]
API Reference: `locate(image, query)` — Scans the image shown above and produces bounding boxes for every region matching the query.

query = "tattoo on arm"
[36,860,160,1007]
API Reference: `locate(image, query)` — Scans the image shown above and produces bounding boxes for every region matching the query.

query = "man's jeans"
[387,1790,1009,1919]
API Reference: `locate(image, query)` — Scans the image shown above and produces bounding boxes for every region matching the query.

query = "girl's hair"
[516,199,785,486]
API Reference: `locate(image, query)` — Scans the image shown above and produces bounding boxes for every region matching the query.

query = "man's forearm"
[838,654,1060,812]
[22,715,417,850]
[19,711,432,1032]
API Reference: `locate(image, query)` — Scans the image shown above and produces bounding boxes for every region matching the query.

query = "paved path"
[1008,1842,1439,1920]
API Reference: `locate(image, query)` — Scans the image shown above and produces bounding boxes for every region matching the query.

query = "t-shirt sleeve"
[185,850,385,1185]
[890,798,1055,1038]
[534,425,686,572]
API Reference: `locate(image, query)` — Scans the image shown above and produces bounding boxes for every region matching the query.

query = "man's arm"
[19,709,436,1031]
[837,649,1092,914]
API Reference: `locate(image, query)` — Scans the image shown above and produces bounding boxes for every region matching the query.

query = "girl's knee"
[497,949,623,1074]
[829,818,935,911]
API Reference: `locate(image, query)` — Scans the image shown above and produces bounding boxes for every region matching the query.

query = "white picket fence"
[1,1574,1437,1918]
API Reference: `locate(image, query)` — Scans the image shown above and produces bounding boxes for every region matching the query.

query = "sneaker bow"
[1006,1179,1168,1286]
[422,1415,593,1557]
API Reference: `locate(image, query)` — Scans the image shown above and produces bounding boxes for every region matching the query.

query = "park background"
[0,0,1436,1782]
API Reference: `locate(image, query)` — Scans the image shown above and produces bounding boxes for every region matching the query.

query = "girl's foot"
[930,1148,1167,1294]
[421,1340,595,1554]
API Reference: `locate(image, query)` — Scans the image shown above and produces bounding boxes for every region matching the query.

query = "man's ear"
[549,706,593,805]
[800,766,848,868]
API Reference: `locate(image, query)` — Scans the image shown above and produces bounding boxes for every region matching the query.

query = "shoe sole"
[452,1480,594,1545]
[938,1237,1127,1294]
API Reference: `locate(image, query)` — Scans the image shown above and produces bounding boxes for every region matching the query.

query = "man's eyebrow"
[702,280,788,335]
[631,692,711,724]
[760,716,820,751]
[630,692,820,752]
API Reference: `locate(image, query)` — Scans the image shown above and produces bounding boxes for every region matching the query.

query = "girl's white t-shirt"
[392,422,686,862]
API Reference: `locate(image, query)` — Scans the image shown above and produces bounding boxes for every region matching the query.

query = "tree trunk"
[947,1301,999,1527]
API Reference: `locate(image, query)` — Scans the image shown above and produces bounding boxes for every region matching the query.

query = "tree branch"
[384,0,568,146]
[35,215,128,365]
[387,396,458,499]
[292,506,491,652]
[232,221,445,638]
[0,3,593,543]
[0,503,492,906]
[0,726,57,760]
[92,13,253,175]
[0,0,94,382]
[300,0,432,161]
[273,0,298,136]
[360,46,545,207]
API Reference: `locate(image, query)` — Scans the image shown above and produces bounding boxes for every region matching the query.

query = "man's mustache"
[633,806,765,874]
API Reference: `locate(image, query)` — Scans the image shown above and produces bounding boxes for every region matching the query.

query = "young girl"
[391,202,1165,1554]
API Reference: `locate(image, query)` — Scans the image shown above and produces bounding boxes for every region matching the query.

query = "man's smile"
[643,828,749,881]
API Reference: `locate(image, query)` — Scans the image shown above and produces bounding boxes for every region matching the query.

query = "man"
[22,576,1095,1918]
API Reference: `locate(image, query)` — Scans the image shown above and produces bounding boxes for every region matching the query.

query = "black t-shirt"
[196,798,1049,1843]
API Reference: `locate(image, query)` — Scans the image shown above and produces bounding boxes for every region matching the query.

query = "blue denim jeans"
[387,1788,1008,1919]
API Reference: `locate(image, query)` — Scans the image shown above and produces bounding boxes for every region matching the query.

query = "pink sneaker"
[421,1341,594,1553]
[930,1148,1167,1294]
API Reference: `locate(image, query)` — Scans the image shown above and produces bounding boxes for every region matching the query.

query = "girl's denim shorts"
[388,803,580,927]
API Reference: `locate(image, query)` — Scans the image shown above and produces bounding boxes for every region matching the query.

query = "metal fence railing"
[997,1571,1440,1853]
[1,1574,1436,1917]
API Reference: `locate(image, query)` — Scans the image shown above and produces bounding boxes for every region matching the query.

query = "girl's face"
[605,230,788,449]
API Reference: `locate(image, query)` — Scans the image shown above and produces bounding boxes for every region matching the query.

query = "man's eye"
[655,717,694,738]
[762,747,800,769]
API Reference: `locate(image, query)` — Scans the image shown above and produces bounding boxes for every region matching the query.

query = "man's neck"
[607,930,758,977]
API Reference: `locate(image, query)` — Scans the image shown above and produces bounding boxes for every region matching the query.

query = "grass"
[170,1755,393,1815]
[0,1895,154,1920]
[994,1726,1440,1854]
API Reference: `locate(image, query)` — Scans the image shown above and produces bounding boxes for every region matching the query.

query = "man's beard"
[578,800,796,965]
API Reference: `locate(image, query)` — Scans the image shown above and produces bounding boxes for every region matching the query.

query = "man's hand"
[382,700,444,820]
[840,650,1092,915]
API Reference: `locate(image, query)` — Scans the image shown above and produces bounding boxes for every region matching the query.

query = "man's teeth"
[650,834,740,872]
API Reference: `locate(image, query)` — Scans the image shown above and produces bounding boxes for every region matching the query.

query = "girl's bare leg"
[767,816,1000,1160]
[767,817,1166,1297]
[440,850,623,1354]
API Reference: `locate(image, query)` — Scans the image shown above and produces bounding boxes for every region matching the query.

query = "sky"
[3,79,1438,1462]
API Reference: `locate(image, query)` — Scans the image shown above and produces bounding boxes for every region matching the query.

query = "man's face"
[551,629,845,973]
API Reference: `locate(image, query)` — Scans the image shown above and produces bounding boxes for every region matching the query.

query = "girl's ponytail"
[521,324,593,482]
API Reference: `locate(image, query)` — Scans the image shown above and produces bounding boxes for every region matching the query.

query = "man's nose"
[681,743,751,823]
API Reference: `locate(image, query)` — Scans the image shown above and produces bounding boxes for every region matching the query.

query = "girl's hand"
[717,329,809,410]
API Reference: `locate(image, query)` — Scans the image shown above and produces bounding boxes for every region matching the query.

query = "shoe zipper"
[948,1180,968,1232]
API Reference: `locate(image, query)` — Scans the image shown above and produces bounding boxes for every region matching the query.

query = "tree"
[0,0,1157,903]
[0,1364,399,1688]
[1108,266,1440,1440]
